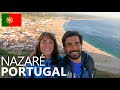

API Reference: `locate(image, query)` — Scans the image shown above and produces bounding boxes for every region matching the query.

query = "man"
[58,31,95,78]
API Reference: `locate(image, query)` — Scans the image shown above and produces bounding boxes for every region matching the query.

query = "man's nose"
[72,44,77,50]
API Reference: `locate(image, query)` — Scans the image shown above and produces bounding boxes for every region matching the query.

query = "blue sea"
[63,19,120,59]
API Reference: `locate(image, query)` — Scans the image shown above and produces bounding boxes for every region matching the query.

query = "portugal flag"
[2,13,22,26]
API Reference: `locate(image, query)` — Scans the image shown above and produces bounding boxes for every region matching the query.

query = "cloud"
[71,12,120,18]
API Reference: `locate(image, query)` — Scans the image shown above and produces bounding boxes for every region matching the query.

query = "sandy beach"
[45,18,120,75]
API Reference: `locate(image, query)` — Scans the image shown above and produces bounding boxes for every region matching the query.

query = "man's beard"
[67,50,82,60]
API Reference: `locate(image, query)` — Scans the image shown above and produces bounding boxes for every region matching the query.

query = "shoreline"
[82,40,118,59]
[50,18,118,59]
[47,18,120,74]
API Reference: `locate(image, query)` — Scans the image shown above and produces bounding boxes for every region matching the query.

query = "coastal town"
[0,16,68,52]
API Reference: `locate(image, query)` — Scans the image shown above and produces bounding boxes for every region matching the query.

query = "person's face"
[64,36,82,60]
[40,36,54,58]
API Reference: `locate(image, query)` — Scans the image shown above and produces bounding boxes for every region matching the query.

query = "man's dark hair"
[62,31,83,46]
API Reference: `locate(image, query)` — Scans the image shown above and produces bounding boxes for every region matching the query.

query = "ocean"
[63,19,120,59]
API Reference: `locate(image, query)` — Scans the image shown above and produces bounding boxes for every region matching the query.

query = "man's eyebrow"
[67,42,80,44]
[75,42,80,43]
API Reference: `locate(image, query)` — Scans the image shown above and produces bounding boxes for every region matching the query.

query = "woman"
[25,32,63,78]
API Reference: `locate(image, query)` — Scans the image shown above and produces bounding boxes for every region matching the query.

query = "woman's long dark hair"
[31,32,59,65]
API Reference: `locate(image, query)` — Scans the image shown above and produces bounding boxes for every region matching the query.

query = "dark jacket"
[57,51,95,78]
[25,56,63,78]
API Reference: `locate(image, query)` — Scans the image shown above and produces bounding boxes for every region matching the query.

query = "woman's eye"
[42,41,46,43]
[50,41,54,44]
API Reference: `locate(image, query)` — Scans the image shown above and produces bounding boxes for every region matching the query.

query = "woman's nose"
[44,42,51,48]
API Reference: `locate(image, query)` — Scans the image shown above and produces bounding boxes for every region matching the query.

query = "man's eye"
[75,42,80,45]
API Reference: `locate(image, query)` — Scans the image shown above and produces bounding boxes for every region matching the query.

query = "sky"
[60,12,120,19]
